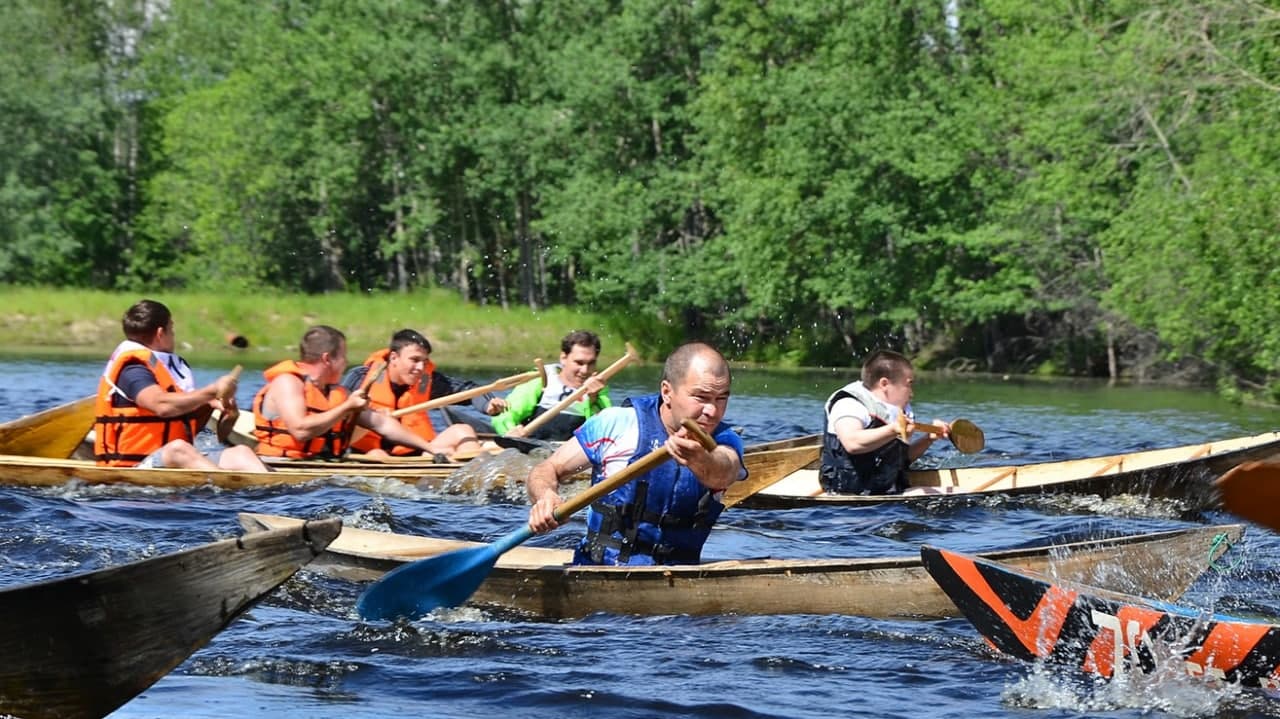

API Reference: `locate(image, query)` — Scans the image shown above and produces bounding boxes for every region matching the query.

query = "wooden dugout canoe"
[0,517,340,719]
[730,430,1280,510]
[923,543,1280,689]
[240,512,1241,620]
[0,452,467,491]
[0,438,816,495]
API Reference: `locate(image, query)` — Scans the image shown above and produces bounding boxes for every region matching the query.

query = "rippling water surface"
[4,359,1280,718]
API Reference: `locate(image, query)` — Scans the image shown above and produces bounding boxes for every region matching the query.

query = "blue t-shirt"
[575,405,747,492]
[113,363,159,407]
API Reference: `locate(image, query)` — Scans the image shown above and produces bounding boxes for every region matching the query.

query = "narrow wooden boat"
[0,517,340,719]
[729,430,1280,509]
[0,437,813,496]
[0,452,466,490]
[922,544,1280,689]
[240,512,1241,620]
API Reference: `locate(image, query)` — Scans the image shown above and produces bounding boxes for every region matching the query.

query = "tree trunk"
[516,190,536,310]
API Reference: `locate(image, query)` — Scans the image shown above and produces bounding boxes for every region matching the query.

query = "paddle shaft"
[896,414,985,454]
[391,363,545,417]
[517,342,639,438]
[896,413,946,440]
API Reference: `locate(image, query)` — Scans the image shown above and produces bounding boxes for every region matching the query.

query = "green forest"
[2,1,1278,395]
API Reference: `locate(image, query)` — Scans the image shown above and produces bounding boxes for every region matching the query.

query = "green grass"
[0,286,628,370]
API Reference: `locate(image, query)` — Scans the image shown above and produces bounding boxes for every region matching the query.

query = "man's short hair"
[389,329,432,355]
[299,325,346,362]
[560,330,601,355]
[861,349,913,386]
[661,342,730,386]
[122,299,172,343]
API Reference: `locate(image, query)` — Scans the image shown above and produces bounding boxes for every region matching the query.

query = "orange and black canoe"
[922,544,1280,689]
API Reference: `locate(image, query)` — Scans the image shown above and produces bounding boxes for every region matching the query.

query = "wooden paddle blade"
[722,442,821,509]
[949,419,985,454]
[356,531,522,620]
[0,517,340,719]
[1215,461,1280,532]
[0,395,96,458]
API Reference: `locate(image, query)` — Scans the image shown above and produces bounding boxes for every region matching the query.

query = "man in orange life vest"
[341,329,506,459]
[252,325,438,459]
[95,299,267,471]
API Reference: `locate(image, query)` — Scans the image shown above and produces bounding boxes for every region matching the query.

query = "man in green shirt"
[492,330,612,441]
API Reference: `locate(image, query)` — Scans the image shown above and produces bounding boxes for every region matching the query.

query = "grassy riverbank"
[0,286,628,370]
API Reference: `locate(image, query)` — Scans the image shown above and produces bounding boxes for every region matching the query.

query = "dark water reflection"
[2,359,1280,718]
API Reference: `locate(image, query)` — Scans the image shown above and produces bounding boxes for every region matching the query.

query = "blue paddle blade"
[356,526,535,621]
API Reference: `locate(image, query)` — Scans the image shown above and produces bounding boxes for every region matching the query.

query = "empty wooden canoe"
[0,517,340,719]
[240,512,1241,621]
[733,430,1280,509]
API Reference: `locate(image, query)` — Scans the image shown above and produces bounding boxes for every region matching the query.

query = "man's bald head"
[661,342,730,387]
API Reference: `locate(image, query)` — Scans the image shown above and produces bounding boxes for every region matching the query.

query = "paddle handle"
[518,342,639,437]
[390,363,545,417]
[552,418,716,522]
[338,361,385,449]
[216,365,243,402]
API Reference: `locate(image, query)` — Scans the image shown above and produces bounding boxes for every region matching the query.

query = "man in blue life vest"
[95,299,267,471]
[525,342,745,565]
[819,349,950,494]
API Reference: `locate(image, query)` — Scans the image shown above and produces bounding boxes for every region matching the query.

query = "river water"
[4,358,1280,718]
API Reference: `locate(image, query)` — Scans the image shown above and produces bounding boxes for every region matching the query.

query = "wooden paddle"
[356,418,716,621]
[0,395,97,459]
[389,361,547,418]
[896,414,985,454]
[338,361,386,455]
[210,365,244,444]
[1215,461,1280,532]
[496,342,640,452]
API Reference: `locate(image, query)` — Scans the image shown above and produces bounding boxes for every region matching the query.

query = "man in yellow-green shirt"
[492,330,612,441]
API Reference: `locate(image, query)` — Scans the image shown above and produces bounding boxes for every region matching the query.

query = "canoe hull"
[0,517,340,719]
[240,513,1240,621]
[922,544,1280,688]
[0,436,800,496]
[737,431,1280,509]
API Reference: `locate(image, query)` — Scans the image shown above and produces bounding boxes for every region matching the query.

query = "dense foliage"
[2,0,1277,393]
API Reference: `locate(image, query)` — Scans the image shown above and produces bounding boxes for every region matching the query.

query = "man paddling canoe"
[340,329,501,459]
[820,349,951,494]
[492,330,612,441]
[252,325,437,459]
[95,299,266,471]
[526,342,745,565]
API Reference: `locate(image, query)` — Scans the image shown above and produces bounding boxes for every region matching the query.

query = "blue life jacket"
[819,383,909,495]
[575,394,726,566]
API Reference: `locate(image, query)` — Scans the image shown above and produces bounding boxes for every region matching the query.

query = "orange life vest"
[252,360,351,459]
[349,349,437,454]
[94,348,201,467]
